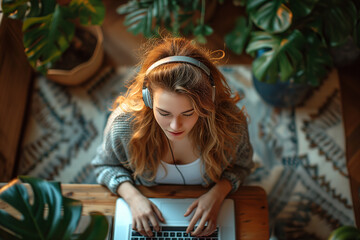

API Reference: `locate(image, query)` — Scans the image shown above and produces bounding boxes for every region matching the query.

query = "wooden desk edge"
[1,184,269,240]
[60,184,269,239]
[61,184,267,197]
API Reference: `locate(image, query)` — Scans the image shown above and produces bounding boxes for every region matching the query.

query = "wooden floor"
[338,59,360,227]
[0,0,359,227]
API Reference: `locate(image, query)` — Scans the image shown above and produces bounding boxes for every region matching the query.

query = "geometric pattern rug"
[18,65,355,239]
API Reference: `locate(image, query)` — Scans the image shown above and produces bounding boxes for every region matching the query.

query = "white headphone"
[142,56,215,109]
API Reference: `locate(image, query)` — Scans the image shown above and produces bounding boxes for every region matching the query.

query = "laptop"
[113,198,236,239]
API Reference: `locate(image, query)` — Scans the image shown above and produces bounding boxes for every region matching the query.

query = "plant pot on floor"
[252,75,313,108]
[46,26,104,86]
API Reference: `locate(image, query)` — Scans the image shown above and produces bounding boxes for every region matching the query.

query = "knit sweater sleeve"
[221,112,254,193]
[91,109,135,195]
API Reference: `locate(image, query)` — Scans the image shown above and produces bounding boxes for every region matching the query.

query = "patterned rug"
[18,65,355,239]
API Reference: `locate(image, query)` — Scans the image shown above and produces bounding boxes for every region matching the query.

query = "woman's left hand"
[184,179,232,237]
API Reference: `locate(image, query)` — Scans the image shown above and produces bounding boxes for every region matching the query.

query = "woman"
[92,37,254,237]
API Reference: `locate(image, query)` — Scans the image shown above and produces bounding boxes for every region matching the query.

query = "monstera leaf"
[287,0,318,20]
[118,0,179,37]
[246,30,305,84]
[1,0,105,74]
[225,16,252,54]
[353,0,360,48]
[70,0,105,25]
[246,0,292,33]
[299,30,333,85]
[313,0,357,47]
[194,24,213,44]
[0,176,109,240]
[1,0,56,20]
[117,0,204,38]
[22,5,76,73]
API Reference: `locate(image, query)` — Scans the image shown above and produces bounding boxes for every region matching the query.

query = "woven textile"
[18,65,355,239]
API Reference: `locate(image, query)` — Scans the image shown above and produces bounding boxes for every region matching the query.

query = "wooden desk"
[61,184,269,240]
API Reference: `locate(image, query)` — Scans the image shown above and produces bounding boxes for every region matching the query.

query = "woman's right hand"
[117,182,165,237]
[128,194,165,236]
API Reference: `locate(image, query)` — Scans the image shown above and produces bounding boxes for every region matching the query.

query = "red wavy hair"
[113,36,247,184]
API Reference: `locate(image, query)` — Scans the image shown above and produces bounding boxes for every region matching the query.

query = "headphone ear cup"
[142,88,153,109]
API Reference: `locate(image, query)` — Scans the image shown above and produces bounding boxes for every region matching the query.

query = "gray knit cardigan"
[91,107,254,195]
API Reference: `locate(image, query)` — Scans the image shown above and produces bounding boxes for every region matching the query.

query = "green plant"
[233,0,360,85]
[0,176,109,240]
[1,0,105,74]
[117,0,360,86]
[117,0,213,43]
[328,226,360,240]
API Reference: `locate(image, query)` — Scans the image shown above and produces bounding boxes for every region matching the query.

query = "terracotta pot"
[46,26,104,86]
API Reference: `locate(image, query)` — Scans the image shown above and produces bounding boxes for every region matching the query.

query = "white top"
[155,158,205,185]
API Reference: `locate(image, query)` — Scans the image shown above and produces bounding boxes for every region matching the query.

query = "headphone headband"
[145,56,211,76]
[142,56,215,109]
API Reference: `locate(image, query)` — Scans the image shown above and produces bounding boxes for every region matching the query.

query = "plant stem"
[201,0,205,25]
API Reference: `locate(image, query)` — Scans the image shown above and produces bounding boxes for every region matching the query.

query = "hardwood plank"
[339,77,360,136]
[347,125,360,160]
[338,56,360,227]
[348,150,360,184]
[0,18,33,181]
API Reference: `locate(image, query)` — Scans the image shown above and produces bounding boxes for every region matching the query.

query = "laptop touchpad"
[160,202,195,222]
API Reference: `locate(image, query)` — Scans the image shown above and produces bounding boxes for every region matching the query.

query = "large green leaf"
[246,30,305,83]
[0,176,109,240]
[22,5,75,73]
[70,0,105,26]
[297,30,333,85]
[1,0,56,20]
[302,47,332,86]
[179,13,195,35]
[1,0,31,19]
[225,16,252,54]
[246,0,292,33]
[0,176,81,240]
[39,0,57,16]
[75,213,110,240]
[328,226,360,240]
[194,24,213,44]
[353,0,360,48]
[117,0,202,38]
[2,0,105,75]
[118,0,164,37]
[287,0,318,20]
[312,0,357,47]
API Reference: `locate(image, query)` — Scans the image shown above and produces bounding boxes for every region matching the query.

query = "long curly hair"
[113,36,247,184]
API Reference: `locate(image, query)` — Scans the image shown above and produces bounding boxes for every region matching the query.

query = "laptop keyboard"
[130,226,219,240]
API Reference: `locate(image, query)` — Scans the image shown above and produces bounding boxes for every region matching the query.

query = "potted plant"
[1,0,105,85]
[116,0,360,107]
[0,176,109,239]
[225,0,360,107]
